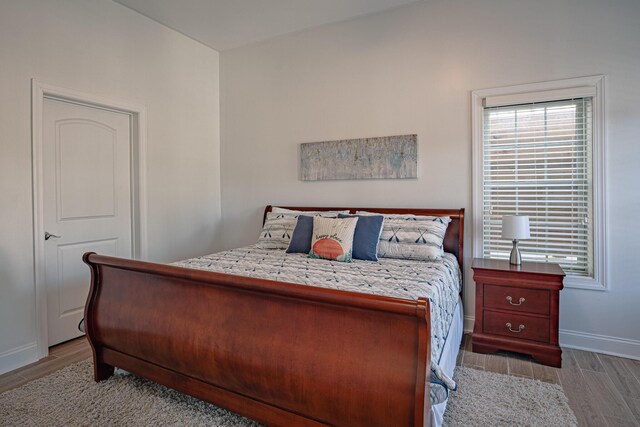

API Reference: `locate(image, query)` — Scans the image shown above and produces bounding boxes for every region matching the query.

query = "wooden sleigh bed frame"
[83,206,464,427]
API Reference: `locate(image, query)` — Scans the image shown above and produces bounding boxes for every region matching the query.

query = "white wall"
[221,0,640,357]
[0,0,221,373]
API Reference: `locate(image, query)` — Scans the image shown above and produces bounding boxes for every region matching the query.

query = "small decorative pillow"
[257,211,346,250]
[309,216,359,262]
[286,215,314,254]
[338,214,384,261]
[356,212,451,261]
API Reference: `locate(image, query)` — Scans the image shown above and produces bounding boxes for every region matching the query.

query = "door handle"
[44,232,61,241]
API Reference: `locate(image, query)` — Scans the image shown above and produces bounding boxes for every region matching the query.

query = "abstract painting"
[300,134,417,181]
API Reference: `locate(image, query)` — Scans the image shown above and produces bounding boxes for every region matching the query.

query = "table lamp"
[501,215,530,265]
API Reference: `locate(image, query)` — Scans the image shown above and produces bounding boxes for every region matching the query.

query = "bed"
[82,206,464,427]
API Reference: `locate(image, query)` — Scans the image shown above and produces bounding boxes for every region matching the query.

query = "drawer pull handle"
[506,296,525,306]
[506,322,525,333]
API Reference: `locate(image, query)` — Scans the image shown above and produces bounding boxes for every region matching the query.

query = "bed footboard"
[83,252,431,427]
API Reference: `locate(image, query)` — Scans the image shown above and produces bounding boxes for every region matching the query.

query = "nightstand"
[471,258,565,367]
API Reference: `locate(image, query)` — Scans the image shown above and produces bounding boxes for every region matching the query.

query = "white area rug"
[444,366,578,426]
[0,360,577,426]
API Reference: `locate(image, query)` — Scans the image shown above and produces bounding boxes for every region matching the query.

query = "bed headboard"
[263,205,465,276]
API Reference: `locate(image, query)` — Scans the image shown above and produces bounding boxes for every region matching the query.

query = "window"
[472,76,606,289]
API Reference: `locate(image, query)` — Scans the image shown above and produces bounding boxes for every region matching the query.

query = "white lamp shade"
[501,215,530,240]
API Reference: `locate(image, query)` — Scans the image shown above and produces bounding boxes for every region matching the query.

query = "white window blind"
[482,98,593,276]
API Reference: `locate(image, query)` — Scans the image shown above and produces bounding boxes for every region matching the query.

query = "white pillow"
[272,207,349,214]
[271,207,300,213]
[309,216,359,262]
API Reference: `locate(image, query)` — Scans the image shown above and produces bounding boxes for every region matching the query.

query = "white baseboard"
[464,315,474,333]
[0,342,39,375]
[559,329,640,361]
[461,315,640,360]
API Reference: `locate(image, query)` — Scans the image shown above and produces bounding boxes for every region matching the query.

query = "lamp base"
[509,240,522,265]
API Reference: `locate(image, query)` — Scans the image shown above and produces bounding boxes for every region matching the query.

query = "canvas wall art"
[300,134,417,181]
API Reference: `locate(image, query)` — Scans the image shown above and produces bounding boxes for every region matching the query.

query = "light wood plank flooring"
[458,334,640,427]
[0,337,92,394]
[1,335,639,426]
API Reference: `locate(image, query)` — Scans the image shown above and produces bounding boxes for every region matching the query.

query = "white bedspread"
[174,245,462,387]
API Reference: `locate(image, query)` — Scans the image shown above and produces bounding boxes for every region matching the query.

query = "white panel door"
[43,98,132,346]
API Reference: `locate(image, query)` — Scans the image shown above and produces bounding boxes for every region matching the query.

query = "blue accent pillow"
[338,214,384,261]
[286,215,314,253]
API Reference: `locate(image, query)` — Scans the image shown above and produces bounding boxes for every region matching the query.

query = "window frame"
[471,75,607,290]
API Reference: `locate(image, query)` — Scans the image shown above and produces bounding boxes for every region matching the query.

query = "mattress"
[430,298,463,426]
[174,245,462,401]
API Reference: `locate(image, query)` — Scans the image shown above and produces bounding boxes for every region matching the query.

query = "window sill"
[563,275,607,291]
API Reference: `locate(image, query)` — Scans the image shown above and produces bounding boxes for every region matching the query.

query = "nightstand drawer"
[483,311,550,343]
[484,285,549,315]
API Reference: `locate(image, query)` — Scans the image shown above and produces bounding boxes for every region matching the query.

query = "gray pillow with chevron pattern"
[257,211,347,250]
[356,212,451,261]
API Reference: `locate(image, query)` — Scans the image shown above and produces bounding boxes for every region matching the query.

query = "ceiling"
[113,0,421,51]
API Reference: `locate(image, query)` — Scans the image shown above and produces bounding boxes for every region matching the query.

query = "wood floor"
[457,335,640,427]
[0,337,92,395]
[1,334,639,426]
